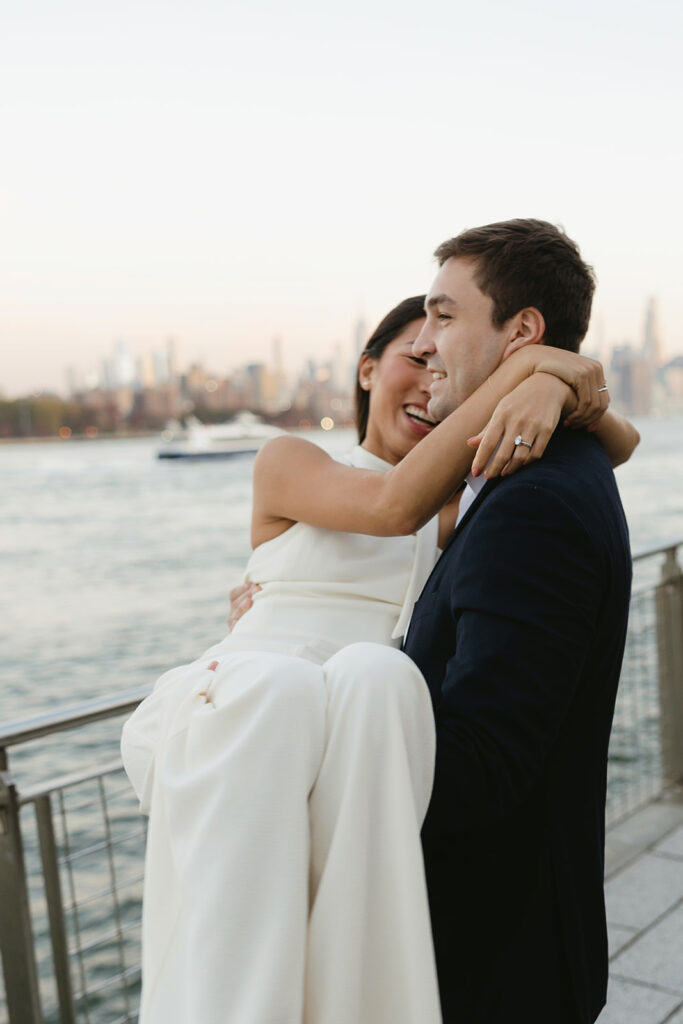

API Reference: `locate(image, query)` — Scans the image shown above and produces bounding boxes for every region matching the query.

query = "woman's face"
[360,318,436,465]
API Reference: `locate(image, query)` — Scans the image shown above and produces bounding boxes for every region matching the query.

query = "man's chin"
[427,394,455,423]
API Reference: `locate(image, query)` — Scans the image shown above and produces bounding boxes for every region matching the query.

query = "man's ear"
[500,307,546,361]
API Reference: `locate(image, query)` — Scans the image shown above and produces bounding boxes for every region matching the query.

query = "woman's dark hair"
[355,295,426,442]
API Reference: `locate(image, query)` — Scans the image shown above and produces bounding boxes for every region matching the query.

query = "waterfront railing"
[0,691,149,1024]
[1,540,682,1023]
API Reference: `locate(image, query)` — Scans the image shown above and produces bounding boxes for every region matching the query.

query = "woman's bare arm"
[252,346,605,547]
[589,410,640,467]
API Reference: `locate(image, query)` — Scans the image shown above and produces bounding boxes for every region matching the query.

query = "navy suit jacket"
[404,429,631,1024]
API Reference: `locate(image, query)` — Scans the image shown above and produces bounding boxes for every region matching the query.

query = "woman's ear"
[501,307,546,361]
[358,352,375,390]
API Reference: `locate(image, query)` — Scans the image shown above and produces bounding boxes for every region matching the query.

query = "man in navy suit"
[405,219,632,1023]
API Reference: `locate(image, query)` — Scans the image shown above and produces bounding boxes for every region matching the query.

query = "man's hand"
[227,581,261,629]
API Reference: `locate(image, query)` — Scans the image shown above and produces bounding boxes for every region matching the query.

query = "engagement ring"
[514,435,533,449]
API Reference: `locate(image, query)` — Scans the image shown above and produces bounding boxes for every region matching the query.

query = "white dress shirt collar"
[456,472,488,526]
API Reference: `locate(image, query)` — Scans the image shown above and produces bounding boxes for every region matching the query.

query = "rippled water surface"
[2,418,682,737]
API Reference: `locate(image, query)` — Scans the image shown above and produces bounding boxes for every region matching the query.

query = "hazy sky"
[2,0,681,396]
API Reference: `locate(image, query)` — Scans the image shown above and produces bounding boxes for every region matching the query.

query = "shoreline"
[0,425,335,446]
[0,430,159,445]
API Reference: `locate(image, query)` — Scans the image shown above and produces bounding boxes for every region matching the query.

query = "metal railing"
[1,541,682,1023]
[606,539,683,824]
[0,690,150,1024]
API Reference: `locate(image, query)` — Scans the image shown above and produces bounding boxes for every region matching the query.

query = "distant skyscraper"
[166,338,178,381]
[610,344,652,415]
[101,359,113,391]
[134,354,155,391]
[66,365,79,397]
[271,336,288,406]
[272,336,283,373]
[350,317,367,389]
[594,315,609,369]
[153,349,168,385]
[332,342,347,391]
[642,297,662,370]
[354,317,367,364]
[113,339,135,388]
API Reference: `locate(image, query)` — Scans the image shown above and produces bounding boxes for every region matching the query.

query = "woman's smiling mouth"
[403,404,437,435]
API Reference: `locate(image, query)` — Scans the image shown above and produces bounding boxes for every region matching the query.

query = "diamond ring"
[514,435,533,449]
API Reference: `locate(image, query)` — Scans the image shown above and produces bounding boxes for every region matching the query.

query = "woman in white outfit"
[122,296,638,1024]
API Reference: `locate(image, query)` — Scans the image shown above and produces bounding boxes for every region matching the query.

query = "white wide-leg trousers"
[121,642,440,1024]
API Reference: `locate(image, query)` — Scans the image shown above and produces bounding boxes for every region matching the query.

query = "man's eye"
[437,313,452,322]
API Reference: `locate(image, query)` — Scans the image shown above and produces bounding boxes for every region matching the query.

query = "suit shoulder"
[489,433,617,509]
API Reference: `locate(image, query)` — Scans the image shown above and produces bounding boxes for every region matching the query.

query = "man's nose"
[412,321,434,358]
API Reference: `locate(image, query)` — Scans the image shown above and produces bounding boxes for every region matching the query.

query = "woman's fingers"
[227,582,261,628]
[472,414,544,478]
[229,582,251,603]
[569,360,610,423]
[570,363,596,422]
[227,597,249,629]
[566,374,610,428]
[471,420,502,476]
[485,431,521,477]
[502,426,553,476]
[487,426,536,477]
[482,419,558,479]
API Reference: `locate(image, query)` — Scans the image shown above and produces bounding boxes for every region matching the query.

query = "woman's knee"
[216,651,324,719]
[323,643,427,709]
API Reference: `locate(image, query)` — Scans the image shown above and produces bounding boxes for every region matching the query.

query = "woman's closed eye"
[406,355,427,366]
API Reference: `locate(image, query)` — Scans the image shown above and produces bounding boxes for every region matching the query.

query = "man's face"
[413,256,510,421]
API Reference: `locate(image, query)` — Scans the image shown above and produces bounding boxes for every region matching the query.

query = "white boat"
[157,412,284,460]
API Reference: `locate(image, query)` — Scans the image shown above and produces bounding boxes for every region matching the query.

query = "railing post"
[656,546,683,785]
[0,761,43,1023]
[35,794,77,1024]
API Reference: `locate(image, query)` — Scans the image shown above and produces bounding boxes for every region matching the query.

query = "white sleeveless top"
[222,445,440,664]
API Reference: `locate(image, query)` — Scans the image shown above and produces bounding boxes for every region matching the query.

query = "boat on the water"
[157,411,284,460]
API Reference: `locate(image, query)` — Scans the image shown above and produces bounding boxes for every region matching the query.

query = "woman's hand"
[469,374,572,478]
[526,347,609,427]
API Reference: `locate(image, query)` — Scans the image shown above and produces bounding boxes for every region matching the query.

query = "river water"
[2,418,682,738]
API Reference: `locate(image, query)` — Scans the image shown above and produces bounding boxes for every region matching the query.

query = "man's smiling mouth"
[431,371,447,381]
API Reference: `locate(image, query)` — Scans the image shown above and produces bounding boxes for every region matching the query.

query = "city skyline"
[2,289,680,402]
[2,0,682,397]
[2,291,680,440]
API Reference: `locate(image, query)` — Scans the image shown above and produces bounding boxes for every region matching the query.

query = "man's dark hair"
[434,219,596,352]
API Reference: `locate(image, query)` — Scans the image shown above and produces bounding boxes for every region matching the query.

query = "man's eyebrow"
[425,294,457,310]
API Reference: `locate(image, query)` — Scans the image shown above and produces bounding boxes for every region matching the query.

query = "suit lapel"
[440,474,504,557]
[407,475,505,625]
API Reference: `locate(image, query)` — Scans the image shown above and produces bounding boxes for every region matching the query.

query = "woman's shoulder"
[256,434,330,469]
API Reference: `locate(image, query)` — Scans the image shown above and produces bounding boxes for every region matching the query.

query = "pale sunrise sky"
[1,0,682,396]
